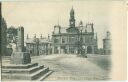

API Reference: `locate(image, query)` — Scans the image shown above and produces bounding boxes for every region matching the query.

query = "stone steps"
[2,67,49,80]
[37,70,53,81]
[2,63,53,81]
[31,67,49,80]
[2,73,29,80]
[2,65,44,74]
[2,63,38,69]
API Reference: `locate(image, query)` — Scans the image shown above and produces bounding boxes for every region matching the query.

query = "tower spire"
[69,6,75,27]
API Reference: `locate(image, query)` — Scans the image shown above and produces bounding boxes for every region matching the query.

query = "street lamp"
[79,29,87,58]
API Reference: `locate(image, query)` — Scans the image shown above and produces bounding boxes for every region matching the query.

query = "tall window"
[62,38,65,43]
[69,36,75,43]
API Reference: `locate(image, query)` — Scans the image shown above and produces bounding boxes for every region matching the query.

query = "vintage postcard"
[1,0,127,81]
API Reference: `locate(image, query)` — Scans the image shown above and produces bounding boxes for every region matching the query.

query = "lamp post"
[77,30,80,55]
[79,30,87,58]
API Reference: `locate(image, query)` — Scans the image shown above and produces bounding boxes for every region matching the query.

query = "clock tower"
[69,7,75,28]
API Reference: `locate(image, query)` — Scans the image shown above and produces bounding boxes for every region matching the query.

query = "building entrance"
[87,46,92,54]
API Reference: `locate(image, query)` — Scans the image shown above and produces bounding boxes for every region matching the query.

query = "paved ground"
[31,54,111,80]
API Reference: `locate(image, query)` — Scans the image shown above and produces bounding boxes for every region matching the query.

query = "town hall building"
[52,8,98,54]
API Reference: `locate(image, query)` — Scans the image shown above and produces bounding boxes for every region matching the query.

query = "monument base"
[2,52,53,80]
[11,52,31,64]
[2,63,53,81]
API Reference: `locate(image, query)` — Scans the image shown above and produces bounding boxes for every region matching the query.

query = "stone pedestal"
[2,27,52,81]
[11,52,31,64]
[2,52,53,81]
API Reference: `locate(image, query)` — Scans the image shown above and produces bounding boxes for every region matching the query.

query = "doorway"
[87,46,92,54]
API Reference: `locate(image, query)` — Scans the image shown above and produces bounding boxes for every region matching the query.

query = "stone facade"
[103,31,111,55]
[2,27,52,81]
[52,8,98,54]
[26,34,52,56]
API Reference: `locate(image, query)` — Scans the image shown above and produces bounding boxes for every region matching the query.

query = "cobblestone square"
[31,54,111,80]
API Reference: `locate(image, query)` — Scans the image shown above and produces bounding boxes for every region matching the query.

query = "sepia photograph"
[1,0,127,81]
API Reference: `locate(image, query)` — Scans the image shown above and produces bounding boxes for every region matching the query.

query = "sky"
[2,0,125,48]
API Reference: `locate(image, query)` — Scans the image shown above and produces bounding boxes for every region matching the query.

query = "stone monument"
[11,26,31,64]
[2,26,52,81]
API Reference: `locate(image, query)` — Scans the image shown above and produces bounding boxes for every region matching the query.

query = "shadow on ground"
[87,54,111,71]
